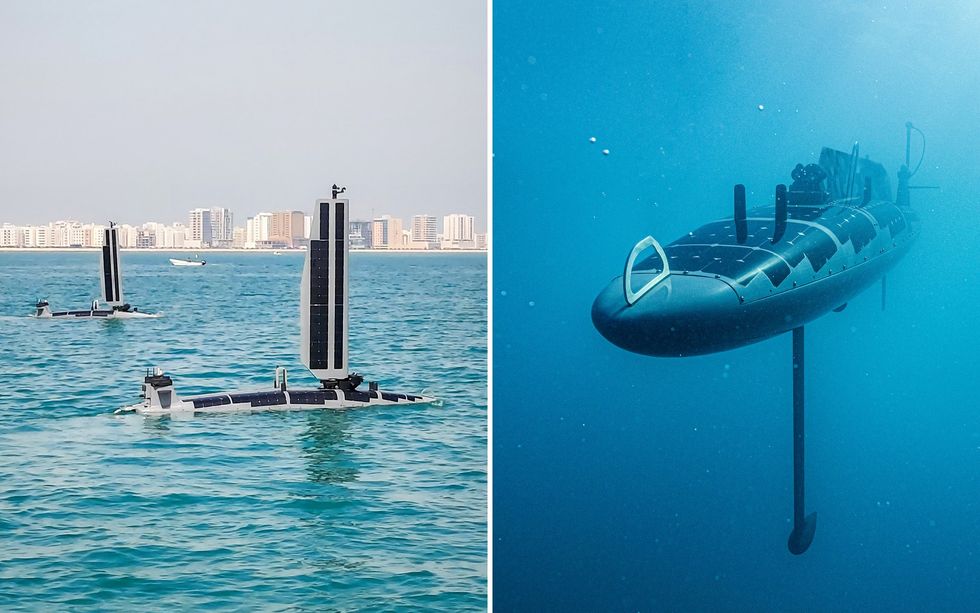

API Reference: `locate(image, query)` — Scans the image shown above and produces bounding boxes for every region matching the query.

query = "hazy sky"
[0,0,487,229]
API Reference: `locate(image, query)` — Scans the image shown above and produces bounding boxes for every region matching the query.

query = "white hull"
[36,308,160,319]
[170,258,205,266]
[118,385,436,417]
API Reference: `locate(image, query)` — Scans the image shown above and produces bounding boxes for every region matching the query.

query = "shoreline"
[0,247,486,254]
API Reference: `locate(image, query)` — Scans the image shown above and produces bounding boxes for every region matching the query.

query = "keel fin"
[788,512,817,555]
[788,326,817,555]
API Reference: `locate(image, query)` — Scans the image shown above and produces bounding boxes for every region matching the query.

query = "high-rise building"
[371,215,403,249]
[443,214,475,242]
[118,224,138,248]
[270,211,305,247]
[188,208,213,247]
[442,213,476,248]
[411,215,438,243]
[245,213,272,248]
[349,220,372,249]
[210,208,233,243]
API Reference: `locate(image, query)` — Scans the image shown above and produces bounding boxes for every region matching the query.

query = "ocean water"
[0,251,486,611]
[494,2,978,611]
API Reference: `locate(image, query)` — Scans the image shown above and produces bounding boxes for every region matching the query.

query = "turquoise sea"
[0,251,486,611]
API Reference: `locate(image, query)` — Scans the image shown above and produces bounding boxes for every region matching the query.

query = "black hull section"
[594,240,909,357]
[592,200,918,357]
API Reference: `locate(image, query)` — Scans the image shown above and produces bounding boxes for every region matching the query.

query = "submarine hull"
[592,200,918,357]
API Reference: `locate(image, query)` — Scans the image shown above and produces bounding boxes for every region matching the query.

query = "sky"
[0,0,487,229]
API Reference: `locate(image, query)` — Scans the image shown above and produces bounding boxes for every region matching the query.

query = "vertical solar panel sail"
[300,198,349,381]
[819,147,892,203]
[99,224,124,306]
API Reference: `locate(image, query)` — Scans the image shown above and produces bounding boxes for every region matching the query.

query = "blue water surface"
[494,2,978,611]
[0,251,486,611]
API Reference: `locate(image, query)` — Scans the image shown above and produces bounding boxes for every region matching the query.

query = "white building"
[245,213,272,248]
[67,223,85,247]
[20,226,39,247]
[189,208,214,247]
[371,215,403,249]
[0,223,20,247]
[411,214,438,244]
[16,225,36,247]
[210,208,233,244]
[85,223,106,247]
[442,214,476,249]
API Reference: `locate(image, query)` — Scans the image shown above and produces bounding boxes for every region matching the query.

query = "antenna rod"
[905,122,913,168]
[846,142,859,200]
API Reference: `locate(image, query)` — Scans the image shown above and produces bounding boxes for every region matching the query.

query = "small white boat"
[36,223,160,319]
[169,257,206,266]
[273,250,282,256]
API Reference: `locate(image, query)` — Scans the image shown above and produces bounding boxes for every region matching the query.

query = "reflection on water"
[301,410,357,484]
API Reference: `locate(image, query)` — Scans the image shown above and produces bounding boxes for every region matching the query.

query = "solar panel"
[868,203,907,237]
[288,390,338,404]
[301,198,349,380]
[101,229,115,302]
[110,228,121,303]
[191,396,231,409]
[99,226,124,305]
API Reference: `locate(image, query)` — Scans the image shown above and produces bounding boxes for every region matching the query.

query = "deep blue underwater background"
[494,2,978,611]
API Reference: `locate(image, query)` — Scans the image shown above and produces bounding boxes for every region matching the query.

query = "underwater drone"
[592,123,932,554]
[34,222,159,319]
[118,188,437,416]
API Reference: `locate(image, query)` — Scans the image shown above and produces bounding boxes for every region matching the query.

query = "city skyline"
[0,208,484,250]
[0,201,488,235]
[0,2,487,228]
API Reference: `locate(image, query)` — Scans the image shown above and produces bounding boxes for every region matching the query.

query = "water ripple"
[0,251,486,611]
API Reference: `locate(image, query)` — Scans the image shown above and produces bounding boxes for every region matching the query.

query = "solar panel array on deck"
[632,202,913,288]
[288,390,339,404]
